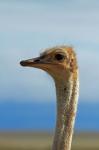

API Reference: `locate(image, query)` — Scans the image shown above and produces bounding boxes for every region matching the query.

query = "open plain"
[0,132,99,150]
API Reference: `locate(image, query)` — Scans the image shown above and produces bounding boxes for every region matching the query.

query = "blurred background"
[0,0,99,149]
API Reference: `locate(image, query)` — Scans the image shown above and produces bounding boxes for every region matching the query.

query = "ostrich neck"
[52,72,79,150]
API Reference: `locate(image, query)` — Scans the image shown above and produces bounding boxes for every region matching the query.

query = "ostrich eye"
[55,53,65,61]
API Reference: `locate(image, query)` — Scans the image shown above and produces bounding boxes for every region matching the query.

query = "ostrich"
[20,46,79,150]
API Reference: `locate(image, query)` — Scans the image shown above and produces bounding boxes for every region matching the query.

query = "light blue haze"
[0,0,99,130]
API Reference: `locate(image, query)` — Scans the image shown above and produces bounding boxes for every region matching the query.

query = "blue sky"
[0,0,99,103]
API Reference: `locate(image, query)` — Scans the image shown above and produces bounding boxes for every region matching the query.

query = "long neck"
[52,71,79,150]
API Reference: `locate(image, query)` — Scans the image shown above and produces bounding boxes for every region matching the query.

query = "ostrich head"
[20,46,78,81]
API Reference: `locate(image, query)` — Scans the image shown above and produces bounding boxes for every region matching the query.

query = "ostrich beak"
[20,57,40,66]
[20,56,48,69]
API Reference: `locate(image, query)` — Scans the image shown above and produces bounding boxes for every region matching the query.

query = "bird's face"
[20,46,77,80]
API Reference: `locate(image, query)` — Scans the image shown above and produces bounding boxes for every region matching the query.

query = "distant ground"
[0,132,99,150]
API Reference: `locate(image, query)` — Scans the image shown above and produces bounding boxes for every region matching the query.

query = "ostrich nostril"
[34,58,40,62]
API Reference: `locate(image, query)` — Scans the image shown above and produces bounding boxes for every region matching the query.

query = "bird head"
[20,46,78,81]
